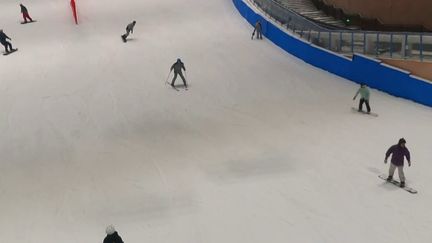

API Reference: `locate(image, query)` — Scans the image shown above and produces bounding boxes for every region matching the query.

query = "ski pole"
[165,70,172,84]
[185,70,189,86]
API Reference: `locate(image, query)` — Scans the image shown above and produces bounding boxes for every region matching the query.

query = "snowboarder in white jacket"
[353,84,371,113]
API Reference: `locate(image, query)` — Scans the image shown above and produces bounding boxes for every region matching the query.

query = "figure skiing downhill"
[122,21,136,42]
[20,3,34,23]
[353,84,371,113]
[170,58,188,89]
[0,29,17,54]
[384,138,412,188]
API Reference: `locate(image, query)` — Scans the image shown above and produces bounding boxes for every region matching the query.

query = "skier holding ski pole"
[170,58,187,88]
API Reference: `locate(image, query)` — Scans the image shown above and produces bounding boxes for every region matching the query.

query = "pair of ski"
[378,174,417,194]
[165,82,188,91]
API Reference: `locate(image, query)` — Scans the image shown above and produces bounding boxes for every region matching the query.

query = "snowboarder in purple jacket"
[384,138,411,187]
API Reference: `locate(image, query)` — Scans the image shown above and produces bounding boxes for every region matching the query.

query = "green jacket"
[354,87,370,100]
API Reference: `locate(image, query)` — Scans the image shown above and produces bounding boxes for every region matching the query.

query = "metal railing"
[251,0,432,62]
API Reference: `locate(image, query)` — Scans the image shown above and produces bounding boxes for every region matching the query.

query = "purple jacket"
[385,144,411,166]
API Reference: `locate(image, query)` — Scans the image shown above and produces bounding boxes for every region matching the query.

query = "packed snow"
[1,0,432,242]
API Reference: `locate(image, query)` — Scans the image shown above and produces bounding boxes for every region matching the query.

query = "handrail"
[249,0,432,62]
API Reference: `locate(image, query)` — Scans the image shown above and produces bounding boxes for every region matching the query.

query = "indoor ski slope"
[1,0,432,242]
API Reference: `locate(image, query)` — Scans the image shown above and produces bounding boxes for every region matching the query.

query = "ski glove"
[384,158,388,164]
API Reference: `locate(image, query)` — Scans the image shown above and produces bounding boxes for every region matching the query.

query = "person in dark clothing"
[104,225,124,243]
[122,21,136,41]
[170,58,187,88]
[0,29,15,53]
[20,4,33,23]
[252,21,262,39]
[384,138,411,187]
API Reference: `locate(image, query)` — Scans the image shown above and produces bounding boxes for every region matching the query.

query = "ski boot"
[400,181,405,188]
[386,176,393,182]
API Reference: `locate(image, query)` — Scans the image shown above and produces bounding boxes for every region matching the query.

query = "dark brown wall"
[323,0,432,30]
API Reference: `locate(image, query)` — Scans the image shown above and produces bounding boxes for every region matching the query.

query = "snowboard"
[351,107,378,117]
[378,174,417,194]
[21,20,37,24]
[3,49,18,56]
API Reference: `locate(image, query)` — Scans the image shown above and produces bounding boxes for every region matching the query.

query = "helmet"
[106,225,116,235]
[398,138,406,145]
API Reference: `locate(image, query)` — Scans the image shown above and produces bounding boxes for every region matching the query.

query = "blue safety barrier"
[233,0,432,107]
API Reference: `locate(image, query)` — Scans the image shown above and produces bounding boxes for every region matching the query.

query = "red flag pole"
[70,0,78,24]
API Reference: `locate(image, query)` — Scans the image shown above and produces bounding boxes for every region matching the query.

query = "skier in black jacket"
[121,21,136,42]
[0,30,15,53]
[170,58,187,88]
[103,225,124,243]
[252,21,262,39]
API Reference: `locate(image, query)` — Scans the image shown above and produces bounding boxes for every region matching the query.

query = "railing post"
[420,34,423,61]
[351,32,354,54]
[404,34,408,59]
[363,32,366,54]
[308,29,312,42]
[390,33,393,58]
[339,31,342,52]
[376,33,379,57]
[329,32,332,50]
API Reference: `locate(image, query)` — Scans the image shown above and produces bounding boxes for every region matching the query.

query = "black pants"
[253,30,262,39]
[1,41,13,52]
[359,98,371,112]
[123,30,132,39]
[171,72,187,87]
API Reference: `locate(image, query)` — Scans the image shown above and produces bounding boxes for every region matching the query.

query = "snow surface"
[1,0,432,242]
